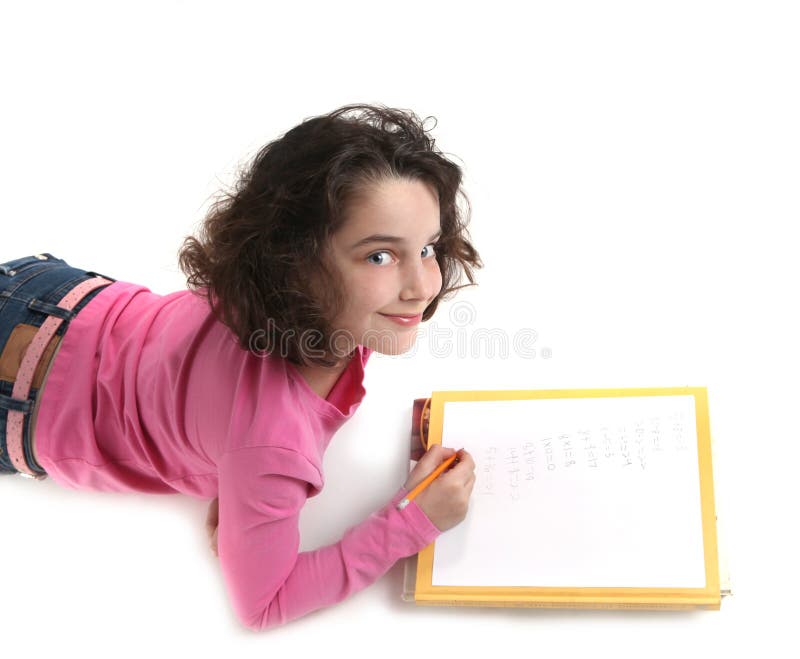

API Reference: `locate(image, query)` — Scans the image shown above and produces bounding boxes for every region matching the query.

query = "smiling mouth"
[379,312,423,326]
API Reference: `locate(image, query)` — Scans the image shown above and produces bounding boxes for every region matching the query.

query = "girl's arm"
[216,445,441,631]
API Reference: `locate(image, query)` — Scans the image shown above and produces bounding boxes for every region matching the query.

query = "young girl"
[0,103,482,631]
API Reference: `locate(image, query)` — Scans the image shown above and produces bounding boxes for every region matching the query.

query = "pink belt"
[6,275,113,479]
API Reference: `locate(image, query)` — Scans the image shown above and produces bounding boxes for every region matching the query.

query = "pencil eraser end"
[396,498,410,511]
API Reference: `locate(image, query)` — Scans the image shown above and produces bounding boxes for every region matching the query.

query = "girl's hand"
[205,497,219,557]
[403,445,476,532]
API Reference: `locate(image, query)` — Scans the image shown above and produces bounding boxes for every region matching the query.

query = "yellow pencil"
[397,449,462,510]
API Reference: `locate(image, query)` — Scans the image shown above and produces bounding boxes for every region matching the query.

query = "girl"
[0,103,482,631]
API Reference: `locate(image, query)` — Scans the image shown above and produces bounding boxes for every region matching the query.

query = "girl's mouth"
[379,313,422,327]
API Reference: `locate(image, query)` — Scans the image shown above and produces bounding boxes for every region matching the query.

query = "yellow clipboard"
[412,387,721,611]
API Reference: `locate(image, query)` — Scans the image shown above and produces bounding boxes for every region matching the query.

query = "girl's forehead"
[339,179,440,234]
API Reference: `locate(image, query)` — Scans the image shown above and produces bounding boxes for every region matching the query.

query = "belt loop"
[0,392,34,414]
[27,298,75,322]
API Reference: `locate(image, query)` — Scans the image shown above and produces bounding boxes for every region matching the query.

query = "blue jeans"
[0,253,115,476]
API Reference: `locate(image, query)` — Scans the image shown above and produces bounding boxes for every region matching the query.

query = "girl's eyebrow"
[350,229,442,251]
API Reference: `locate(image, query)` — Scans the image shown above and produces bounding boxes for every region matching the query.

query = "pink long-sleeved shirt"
[35,281,440,630]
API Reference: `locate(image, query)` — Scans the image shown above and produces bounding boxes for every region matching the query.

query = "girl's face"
[324,177,443,357]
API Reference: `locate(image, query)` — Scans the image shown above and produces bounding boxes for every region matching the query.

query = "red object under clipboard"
[410,397,432,461]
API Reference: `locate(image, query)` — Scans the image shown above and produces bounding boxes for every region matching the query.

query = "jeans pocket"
[0,254,61,277]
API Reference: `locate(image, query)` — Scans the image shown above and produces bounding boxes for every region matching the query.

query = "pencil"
[397,449,462,510]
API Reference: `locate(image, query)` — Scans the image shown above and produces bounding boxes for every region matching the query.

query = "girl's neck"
[292,351,355,401]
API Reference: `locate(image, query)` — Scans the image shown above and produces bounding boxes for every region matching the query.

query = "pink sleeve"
[217,446,441,631]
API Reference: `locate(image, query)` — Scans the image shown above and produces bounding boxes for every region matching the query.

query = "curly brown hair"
[177,103,482,367]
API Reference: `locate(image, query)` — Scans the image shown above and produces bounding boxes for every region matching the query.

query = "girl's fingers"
[405,445,459,490]
[455,451,475,472]
[447,451,475,485]
[419,445,457,473]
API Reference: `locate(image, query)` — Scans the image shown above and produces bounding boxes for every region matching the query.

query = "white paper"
[432,395,707,589]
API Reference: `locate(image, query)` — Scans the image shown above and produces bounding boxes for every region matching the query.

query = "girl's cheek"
[431,262,444,295]
[353,274,386,304]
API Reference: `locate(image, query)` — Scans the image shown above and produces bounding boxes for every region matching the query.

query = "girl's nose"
[400,259,439,302]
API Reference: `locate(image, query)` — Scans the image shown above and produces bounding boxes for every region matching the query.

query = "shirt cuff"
[390,485,441,546]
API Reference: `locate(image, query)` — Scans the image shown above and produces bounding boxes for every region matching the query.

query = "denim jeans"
[0,253,115,475]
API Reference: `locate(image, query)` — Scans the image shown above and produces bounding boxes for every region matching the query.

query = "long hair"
[178,103,482,367]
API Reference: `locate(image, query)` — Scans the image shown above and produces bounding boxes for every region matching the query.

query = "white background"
[2,1,798,656]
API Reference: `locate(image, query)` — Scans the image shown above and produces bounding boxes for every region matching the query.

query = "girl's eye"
[366,243,437,266]
[367,251,393,266]
[421,243,437,258]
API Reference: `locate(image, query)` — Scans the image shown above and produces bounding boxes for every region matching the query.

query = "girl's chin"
[361,331,419,355]
[370,344,415,356]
